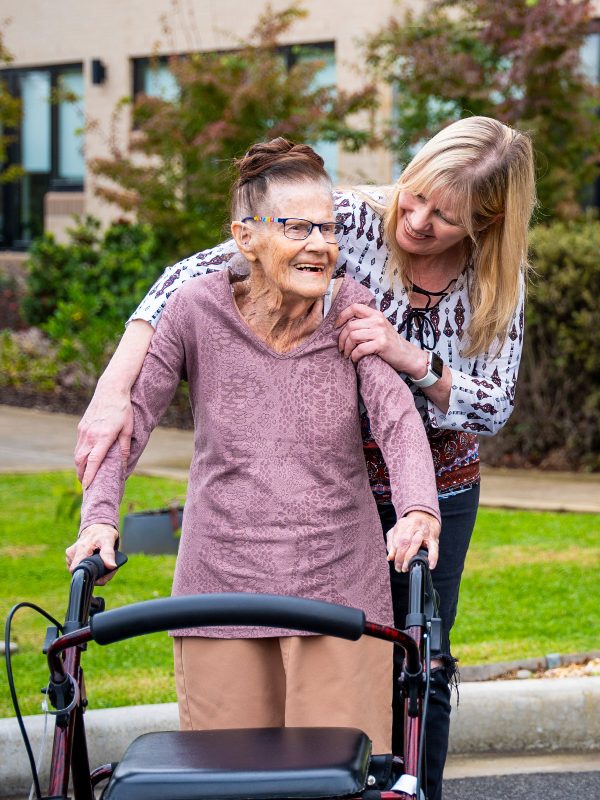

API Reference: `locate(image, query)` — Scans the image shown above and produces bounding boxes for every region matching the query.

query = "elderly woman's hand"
[386,510,441,573]
[65,524,119,585]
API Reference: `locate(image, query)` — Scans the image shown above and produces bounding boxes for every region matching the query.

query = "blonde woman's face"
[396,190,470,256]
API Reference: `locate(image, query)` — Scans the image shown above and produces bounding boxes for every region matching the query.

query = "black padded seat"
[103,727,371,800]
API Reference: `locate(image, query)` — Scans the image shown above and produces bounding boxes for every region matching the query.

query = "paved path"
[1,405,599,512]
[445,752,600,798]
[0,405,194,478]
[3,691,599,797]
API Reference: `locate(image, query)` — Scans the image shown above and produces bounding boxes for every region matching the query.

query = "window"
[581,29,600,85]
[132,58,180,102]
[1,63,84,249]
[132,42,337,180]
[582,22,600,209]
[286,43,337,182]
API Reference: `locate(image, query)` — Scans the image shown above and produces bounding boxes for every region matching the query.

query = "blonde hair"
[381,116,536,356]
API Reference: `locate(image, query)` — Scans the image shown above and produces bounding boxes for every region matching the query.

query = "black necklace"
[398,277,458,351]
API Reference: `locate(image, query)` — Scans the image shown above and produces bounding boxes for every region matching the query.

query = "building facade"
[0,0,406,254]
[1,0,599,256]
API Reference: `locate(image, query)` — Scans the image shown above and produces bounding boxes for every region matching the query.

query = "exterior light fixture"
[91,59,106,85]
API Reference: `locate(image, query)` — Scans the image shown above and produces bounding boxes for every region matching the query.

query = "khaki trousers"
[173,634,392,753]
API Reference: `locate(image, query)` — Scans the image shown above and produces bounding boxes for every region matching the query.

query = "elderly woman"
[67,138,441,753]
[74,118,536,799]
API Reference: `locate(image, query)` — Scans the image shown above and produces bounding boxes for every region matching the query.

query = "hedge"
[480,218,600,471]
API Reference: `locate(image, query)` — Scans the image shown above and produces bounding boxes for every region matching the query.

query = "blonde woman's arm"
[423,282,525,436]
[75,242,237,485]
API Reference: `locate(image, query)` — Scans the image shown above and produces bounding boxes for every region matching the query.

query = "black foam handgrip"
[73,550,128,582]
[408,549,430,569]
[90,593,365,645]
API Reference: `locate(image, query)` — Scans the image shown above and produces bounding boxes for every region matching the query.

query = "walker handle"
[91,593,365,645]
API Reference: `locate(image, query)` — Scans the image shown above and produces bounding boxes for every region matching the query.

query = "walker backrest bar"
[89,593,367,645]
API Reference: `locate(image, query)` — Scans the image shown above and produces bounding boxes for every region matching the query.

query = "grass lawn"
[451,508,600,663]
[1,471,599,717]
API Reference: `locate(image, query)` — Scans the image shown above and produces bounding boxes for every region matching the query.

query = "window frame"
[0,61,84,249]
[131,41,336,100]
[2,61,85,191]
[130,42,337,177]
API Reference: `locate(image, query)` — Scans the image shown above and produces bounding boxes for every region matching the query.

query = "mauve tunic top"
[80,271,440,637]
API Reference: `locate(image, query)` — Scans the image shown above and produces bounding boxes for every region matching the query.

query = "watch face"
[430,353,444,379]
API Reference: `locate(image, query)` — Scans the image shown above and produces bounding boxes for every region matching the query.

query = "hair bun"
[230,137,330,219]
[235,138,325,186]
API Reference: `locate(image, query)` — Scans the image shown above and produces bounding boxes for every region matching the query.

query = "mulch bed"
[0,384,194,430]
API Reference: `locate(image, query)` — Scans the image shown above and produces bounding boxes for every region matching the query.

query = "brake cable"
[4,602,63,800]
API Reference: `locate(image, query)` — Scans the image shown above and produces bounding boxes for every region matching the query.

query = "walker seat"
[103,726,372,800]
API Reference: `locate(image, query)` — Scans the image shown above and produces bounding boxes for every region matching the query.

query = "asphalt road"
[444,770,600,799]
[6,772,600,800]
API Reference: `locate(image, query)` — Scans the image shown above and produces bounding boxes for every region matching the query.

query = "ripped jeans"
[378,483,480,800]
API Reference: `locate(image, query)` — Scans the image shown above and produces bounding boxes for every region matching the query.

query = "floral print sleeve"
[128,240,238,327]
[424,277,525,436]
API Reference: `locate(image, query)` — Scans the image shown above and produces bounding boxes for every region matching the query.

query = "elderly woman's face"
[396,190,470,256]
[248,181,338,300]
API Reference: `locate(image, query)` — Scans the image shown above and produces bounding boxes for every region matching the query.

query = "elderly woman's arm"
[356,355,441,572]
[75,241,238,486]
[67,292,187,576]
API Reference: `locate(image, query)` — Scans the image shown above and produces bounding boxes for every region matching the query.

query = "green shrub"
[0,329,59,391]
[481,218,600,470]
[21,218,98,326]
[21,217,165,375]
[363,0,600,220]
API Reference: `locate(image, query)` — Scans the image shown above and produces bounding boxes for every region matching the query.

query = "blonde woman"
[74,117,536,800]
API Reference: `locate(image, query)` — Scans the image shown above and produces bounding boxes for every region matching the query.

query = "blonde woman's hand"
[75,391,134,489]
[335,303,427,376]
[65,524,119,585]
[75,318,155,488]
[386,511,441,573]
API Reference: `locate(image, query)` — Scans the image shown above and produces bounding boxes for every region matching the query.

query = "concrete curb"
[1,678,599,797]
[0,703,178,797]
[448,677,600,754]
[458,650,600,682]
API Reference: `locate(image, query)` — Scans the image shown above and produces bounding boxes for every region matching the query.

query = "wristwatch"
[412,352,444,388]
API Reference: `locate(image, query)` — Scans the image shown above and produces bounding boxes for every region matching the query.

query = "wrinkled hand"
[75,390,133,488]
[65,524,119,585]
[336,303,400,364]
[386,511,441,573]
[335,303,424,374]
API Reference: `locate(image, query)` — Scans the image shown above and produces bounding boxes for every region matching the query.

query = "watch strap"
[412,352,443,388]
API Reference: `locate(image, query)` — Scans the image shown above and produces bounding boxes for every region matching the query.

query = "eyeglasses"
[241,216,344,244]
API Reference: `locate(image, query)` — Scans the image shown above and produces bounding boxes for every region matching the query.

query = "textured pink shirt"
[81,272,440,636]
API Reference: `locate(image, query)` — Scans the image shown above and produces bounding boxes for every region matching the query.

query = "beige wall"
[2,0,410,234]
[3,0,598,241]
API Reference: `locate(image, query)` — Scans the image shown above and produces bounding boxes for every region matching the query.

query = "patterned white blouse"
[130,189,525,498]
